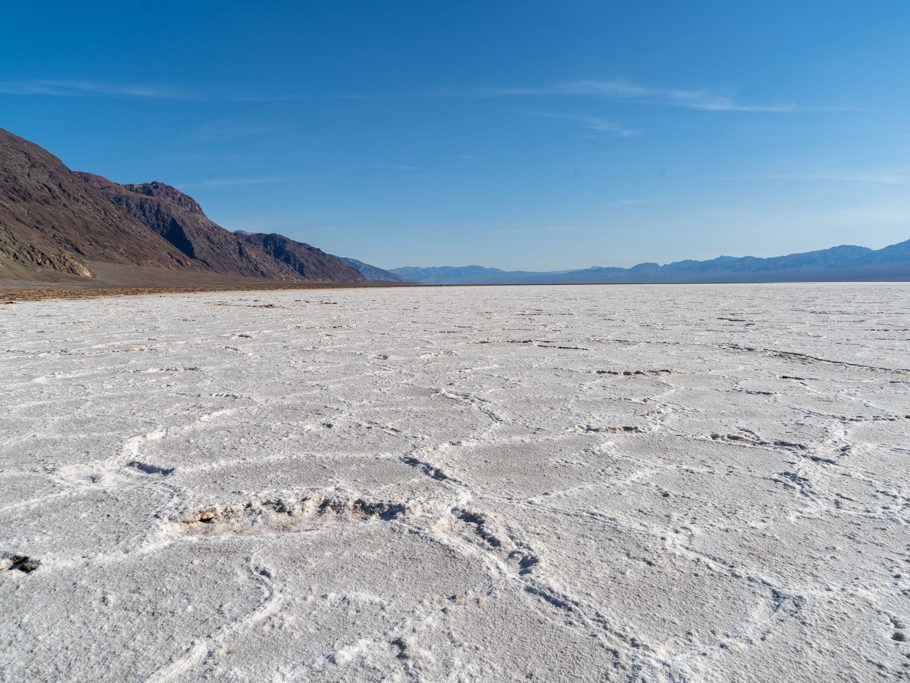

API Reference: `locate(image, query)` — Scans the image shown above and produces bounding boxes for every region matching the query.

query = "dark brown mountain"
[1,129,392,286]
[79,174,366,283]
[79,174,304,281]
[235,231,364,283]
[0,128,199,281]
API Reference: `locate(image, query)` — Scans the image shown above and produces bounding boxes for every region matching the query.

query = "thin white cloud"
[0,79,398,103]
[179,164,421,189]
[0,80,318,102]
[0,79,186,99]
[769,171,910,185]
[0,77,797,112]
[442,78,795,113]
[532,111,639,137]
[725,170,910,185]
[178,175,314,189]
[560,80,794,112]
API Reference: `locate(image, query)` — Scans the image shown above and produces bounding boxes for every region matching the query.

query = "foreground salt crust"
[1,283,908,682]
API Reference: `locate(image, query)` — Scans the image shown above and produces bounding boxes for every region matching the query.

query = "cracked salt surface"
[1,283,908,682]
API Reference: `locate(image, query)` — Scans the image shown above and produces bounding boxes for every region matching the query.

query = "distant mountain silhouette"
[339,257,406,282]
[392,240,910,284]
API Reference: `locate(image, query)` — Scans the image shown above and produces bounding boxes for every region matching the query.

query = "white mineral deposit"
[1,283,908,681]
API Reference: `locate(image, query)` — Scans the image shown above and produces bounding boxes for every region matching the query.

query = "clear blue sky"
[3,1,909,270]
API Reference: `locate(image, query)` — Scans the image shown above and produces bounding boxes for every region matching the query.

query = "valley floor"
[1,284,908,681]
[0,280,390,304]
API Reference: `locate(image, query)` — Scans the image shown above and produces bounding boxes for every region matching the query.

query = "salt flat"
[1,283,908,682]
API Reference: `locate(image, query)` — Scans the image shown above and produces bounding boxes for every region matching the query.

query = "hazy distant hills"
[339,257,406,282]
[0,128,388,286]
[393,240,910,284]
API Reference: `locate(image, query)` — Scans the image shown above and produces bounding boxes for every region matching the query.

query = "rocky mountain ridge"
[0,128,391,286]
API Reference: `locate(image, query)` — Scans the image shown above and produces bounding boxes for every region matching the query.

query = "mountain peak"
[0,130,198,281]
[78,174,207,216]
[123,181,205,215]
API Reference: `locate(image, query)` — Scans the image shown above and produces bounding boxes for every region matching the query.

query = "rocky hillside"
[235,232,364,283]
[0,129,198,281]
[0,128,411,286]
[79,174,308,281]
[0,128,400,286]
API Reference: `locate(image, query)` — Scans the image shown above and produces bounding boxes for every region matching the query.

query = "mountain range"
[0,129,397,286]
[391,241,910,284]
[3,127,908,288]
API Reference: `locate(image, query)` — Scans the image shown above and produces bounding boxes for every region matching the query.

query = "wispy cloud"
[0,77,797,112]
[558,80,794,112]
[0,79,393,103]
[766,171,910,185]
[178,175,315,189]
[723,169,910,186]
[179,164,421,189]
[532,111,639,137]
[0,79,187,99]
[441,79,795,113]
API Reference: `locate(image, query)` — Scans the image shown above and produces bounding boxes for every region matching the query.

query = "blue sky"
[3,1,910,270]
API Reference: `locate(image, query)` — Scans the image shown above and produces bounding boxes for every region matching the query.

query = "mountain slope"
[0,129,198,281]
[79,174,308,281]
[339,257,406,282]
[392,240,910,284]
[235,232,364,282]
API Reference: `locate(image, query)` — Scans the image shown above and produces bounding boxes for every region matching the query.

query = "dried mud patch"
[177,493,422,536]
[596,368,676,377]
[583,424,648,434]
[1,554,40,573]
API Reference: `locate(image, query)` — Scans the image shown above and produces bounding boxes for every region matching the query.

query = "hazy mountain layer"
[393,240,910,284]
[339,257,406,282]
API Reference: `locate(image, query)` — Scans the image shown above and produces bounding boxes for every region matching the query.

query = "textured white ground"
[1,283,908,682]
